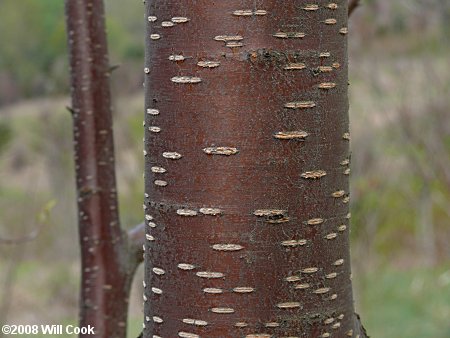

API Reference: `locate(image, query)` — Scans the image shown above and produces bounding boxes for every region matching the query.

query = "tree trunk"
[65,1,144,337]
[144,1,367,337]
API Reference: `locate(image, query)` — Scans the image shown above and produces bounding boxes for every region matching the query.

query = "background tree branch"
[349,0,361,17]
[127,222,145,268]
[64,1,143,337]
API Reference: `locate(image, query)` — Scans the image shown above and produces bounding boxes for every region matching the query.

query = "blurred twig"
[0,200,55,245]
[349,0,361,17]
[0,229,43,245]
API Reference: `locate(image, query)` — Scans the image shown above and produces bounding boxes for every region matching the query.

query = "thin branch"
[0,200,54,245]
[0,220,47,244]
[127,222,145,267]
[355,313,370,338]
[108,64,121,74]
[0,228,43,245]
[349,0,361,17]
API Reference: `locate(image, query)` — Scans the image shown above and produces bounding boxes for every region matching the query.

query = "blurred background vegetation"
[0,0,449,337]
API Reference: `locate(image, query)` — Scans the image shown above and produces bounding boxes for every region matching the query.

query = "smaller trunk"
[65,1,136,337]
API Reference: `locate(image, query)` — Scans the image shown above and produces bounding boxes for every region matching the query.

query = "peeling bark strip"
[144,1,366,337]
[273,131,309,140]
[203,147,239,155]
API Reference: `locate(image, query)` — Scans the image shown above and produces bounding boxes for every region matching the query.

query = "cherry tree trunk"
[65,1,141,337]
[144,1,366,337]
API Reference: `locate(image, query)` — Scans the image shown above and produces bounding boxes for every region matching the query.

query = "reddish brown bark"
[65,1,143,337]
[144,1,366,337]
